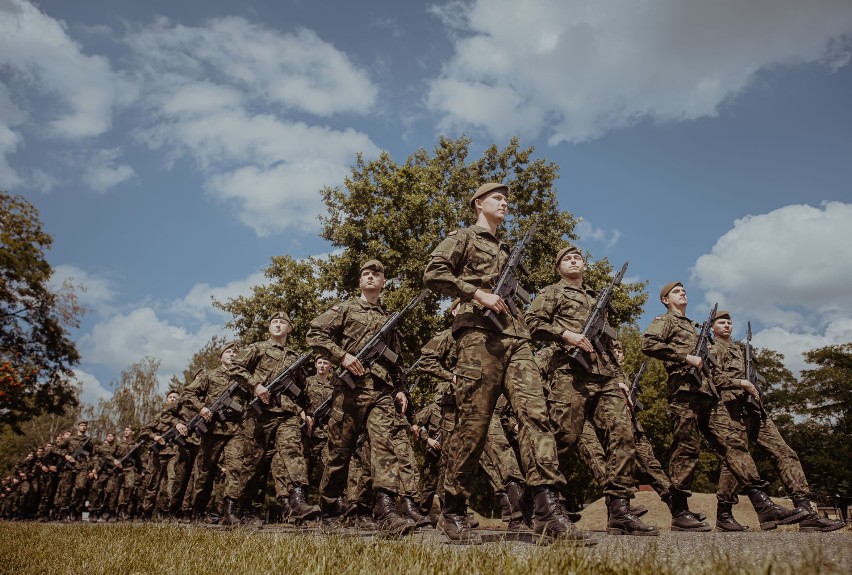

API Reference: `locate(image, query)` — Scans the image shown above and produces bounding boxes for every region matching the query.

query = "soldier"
[710,311,845,532]
[180,341,246,522]
[303,357,333,490]
[423,182,590,544]
[54,421,92,521]
[526,244,657,536]
[37,441,60,521]
[139,390,183,520]
[642,282,808,531]
[109,426,142,521]
[88,432,118,522]
[307,259,416,536]
[227,312,318,527]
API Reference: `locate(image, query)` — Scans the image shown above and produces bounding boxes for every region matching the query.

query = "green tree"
[87,357,164,438]
[1,191,83,431]
[168,335,230,391]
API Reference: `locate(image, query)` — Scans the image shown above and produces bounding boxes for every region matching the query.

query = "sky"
[2,0,851,405]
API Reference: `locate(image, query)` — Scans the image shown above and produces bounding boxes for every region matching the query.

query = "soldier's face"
[220,347,238,366]
[36,448,44,457]
[106,433,115,442]
[613,347,624,364]
[663,286,688,308]
[269,318,292,338]
[713,318,733,339]
[359,269,385,292]
[476,192,508,221]
[166,392,179,405]
[315,358,331,375]
[557,253,585,279]
[124,428,133,438]
[78,422,88,433]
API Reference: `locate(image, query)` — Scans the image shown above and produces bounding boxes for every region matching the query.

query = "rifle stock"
[482,223,537,330]
[567,261,628,370]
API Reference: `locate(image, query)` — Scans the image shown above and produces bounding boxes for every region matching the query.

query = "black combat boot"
[398,496,430,528]
[353,503,377,530]
[669,492,711,532]
[792,496,846,533]
[629,503,649,517]
[607,497,659,536]
[662,492,706,522]
[505,481,532,531]
[373,490,415,537]
[220,497,241,526]
[498,492,512,522]
[715,501,749,532]
[289,486,320,522]
[746,488,809,531]
[118,505,129,521]
[88,508,100,523]
[531,486,597,545]
[439,494,481,544]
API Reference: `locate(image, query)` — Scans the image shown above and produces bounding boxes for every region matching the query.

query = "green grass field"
[1,522,849,575]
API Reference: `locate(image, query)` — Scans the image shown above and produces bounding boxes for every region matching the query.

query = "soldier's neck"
[475,213,500,235]
[270,334,288,346]
[668,304,686,316]
[360,291,380,305]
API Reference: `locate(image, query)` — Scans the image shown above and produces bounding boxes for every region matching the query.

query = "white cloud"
[691,202,852,374]
[82,148,135,192]
[172,270,269,320]
[49,264,117,312]
[575,220,621,251]
[68,368,112,406]
[125,17,380,235]
[427,0,852,143]
[0,0,127,139]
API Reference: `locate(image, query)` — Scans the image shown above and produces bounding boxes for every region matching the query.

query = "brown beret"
[555,244,581,267]
[712,310,731,322]
[470,182,509,210]
[268,311,291,323]
[218,341,238,356]
[659,281,683,304]
[359,259,385,274]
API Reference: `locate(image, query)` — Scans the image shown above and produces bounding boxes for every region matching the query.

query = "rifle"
[483,223,537,331]
[689,303,718,394]
[567,261,628,370]
[302,394,333,436]
[153,381,245,453]
[424,429,442,465]
[249,353,312,414]
[150,425,182,454]
[57,437,93,471]
[336,288,429,389]
[744,321,767,418]
[100,440,145,475]
[628,360,647,412]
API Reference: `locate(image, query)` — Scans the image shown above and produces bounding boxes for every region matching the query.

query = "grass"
[0,522,848,575]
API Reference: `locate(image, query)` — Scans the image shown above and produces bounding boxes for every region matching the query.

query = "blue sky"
[2,0,851,404]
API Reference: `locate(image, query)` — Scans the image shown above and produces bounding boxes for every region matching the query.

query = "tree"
[169,335,230,391]
[1,191,83,432]
[86,357,164,438]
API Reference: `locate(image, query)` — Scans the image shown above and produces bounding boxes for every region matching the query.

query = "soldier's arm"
[306,306,348,364]
[641,316,687,363]
[418,331,456,383]
[423,231,478,301]
[526,286,564,343]
[227,345,262,394]
[181,371,210,413]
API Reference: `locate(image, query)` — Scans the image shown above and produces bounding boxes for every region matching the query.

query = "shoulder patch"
[448,230,458,236]
[654,316,663,320]
[331,305,340,311]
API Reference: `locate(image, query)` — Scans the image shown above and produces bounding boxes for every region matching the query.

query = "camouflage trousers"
[445,329,563,501]
[303,435,327,489]
[479,411,525,492]
[191,432,242,513]
[88,472,110,512]
[347,434,373,506]
[239,411,309,500]
[320,379,402,507]
[717,401,808,504]
[38,473,58,516]
[391,416,421,498]
[667,392,767,497]
[168,443,198,513]
[548,370,636,498]
[142,451,174,514]
[578,417,672,497]
[109,469,137,510]
[54,467,89,511]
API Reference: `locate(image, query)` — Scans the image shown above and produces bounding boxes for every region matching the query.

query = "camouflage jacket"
[228,339,306,416]
[710,338,748,404]
[304,375,333,439]
[182,364,244,434]
[641,309,715,398]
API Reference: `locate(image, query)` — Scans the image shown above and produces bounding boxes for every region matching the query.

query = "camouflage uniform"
[527,278,637,499]
[641,310,768,497]
[53,432,92,517]
[307,297,406,508]
[89,439,118,518]
[711,338,809,504]
[180,364,246,515]
[423,225,565,504]
[108,436,141,516]
[303,374,333,485]
[228,339,311,501]
[139,403,182,516]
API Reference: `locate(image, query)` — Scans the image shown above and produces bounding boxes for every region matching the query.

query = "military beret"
[555,244,582,267]
[712,310,731,322]
[268,311,291,323]
[218,340,239,356]
[470,182,510,210]
[659,281,683,304]
[77,420,89,425]
[359,259,385,274]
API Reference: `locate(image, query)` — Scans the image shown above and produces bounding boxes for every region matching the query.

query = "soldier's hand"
[474,289,508,314]
[199,407,213,421]
[305,416,314,437]
[176,423,189,436]
[154,435,165,446]
[343,353,365,376]
[113,459,122,469]
[65,454,75,463]
[739,379,759,399]
[254,383,271,404]
[685,354,703,370]
[561,329,593,353]
[395,391,408,414]
[427,437,441,451]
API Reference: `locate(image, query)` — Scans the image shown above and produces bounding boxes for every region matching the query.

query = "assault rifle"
[249,352,312,414]
[150,425,182,454]
[628,360,647,412]
[744,321,767,418]
[302,394,332,436]
[689,303,718,395]
[567,261,628,370]
[102,440,145,475]
[424,429,442,465]
[483,223,537,331]
[154,382,245,452]
[336,288,429,389]
[58,437,93,471]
